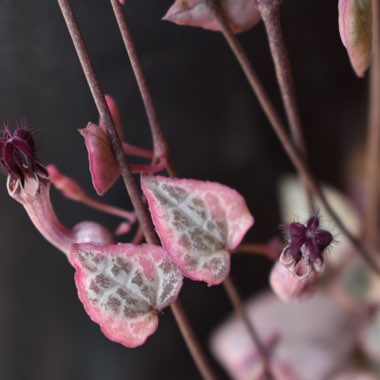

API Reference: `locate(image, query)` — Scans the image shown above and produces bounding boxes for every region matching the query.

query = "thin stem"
[57,0,157,244]
[111,0,274,368]
[207,0,380,275]
[110,0,168,160]
[365,0,380,249]
[81,196,135,222]
[171,301,217,380]
[237,242,278,260]
[110,2,273,371]
[257,1,313,212]
[223,277,274,380]
[57,1,217,379]
[112,2,286,376]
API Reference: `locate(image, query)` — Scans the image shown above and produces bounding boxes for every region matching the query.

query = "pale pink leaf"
[79,122,120,196]
[338,0,372,77]
[163,0,261,34]
[141,175,254,285]
[70,243,183,348]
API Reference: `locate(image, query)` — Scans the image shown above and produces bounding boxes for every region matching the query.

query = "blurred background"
[0,0,369,379]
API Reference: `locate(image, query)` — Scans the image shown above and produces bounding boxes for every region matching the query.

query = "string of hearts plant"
[1,0,379,379]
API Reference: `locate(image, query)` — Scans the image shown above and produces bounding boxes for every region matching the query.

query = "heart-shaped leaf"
[163,0,261,34]
[70,243,183,348]
[141,175,254,285]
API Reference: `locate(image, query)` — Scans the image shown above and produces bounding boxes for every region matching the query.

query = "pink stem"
[57,1,217,379]
[81,196,136,223]
[130,157,167,174]
[122,142,154,159]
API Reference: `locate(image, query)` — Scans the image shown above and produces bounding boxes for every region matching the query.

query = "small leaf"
[163,0,261,34]
[338,0,372,77]
[141,175,254,285]
[70,243,183,348]
[79,122,120,196]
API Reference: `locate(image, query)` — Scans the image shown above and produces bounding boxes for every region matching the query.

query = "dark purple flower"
[0,126,47,184]
[280,216,333,277]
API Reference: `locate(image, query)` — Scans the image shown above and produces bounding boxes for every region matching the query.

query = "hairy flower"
[2,125,114,256]
[280,216,333,278]
[0,126,47,183]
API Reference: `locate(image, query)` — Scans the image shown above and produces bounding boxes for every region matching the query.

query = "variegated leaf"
[141,175,254,285]
[70,243,183,348]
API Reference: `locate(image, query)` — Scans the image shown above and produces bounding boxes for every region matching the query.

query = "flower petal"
[70,243,183,347]
[141,175,254,285]
[163,0,261,34]
[278,176,360,268]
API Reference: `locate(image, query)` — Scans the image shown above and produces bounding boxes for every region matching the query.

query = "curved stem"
[207,0,380,275]
[365,0,380,249]
[56,2,217,379]
[110,2,274,374]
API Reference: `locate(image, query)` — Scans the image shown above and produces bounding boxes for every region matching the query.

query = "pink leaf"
[79,122,120,196]
[141,175,254,285]
[338,0,372,77]
[70,243,183,348]
[163,0,261,34]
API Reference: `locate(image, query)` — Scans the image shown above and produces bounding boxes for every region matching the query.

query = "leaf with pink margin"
[79,122,120,196]
[141,175,254,285]
[70,243,183,348]
[163,0,261,34]
[338,0,372,77]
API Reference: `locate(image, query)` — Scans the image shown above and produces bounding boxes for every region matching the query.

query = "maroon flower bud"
[280,215,333,278]
[0,126,47,184]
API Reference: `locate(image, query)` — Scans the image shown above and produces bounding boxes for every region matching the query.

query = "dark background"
[0,1,368,379]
